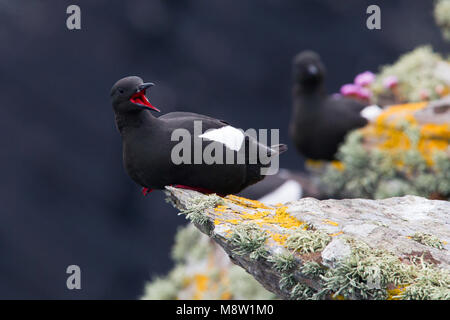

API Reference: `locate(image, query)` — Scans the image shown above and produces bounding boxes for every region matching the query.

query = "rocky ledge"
[165,186,450,300]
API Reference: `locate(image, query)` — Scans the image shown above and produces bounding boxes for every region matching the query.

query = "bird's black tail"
[269,144,288,156]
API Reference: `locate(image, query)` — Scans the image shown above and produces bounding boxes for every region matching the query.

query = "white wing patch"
[360,105,383,122]
[199,126,245,151]
[258,180,303,205]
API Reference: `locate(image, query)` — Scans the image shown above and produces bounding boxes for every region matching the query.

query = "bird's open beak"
[130,82,161,112]
[138,83,155,91]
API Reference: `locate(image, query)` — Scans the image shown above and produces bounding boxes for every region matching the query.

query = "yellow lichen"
[305,159,327,170]
[225,194,272,210]
[322,219,339,226]
[387,286,407,300]
[271,233,289,246]
[193,274,209,299]
[331,160,345,171]
[361,101,449,165]
[213,197,308,248]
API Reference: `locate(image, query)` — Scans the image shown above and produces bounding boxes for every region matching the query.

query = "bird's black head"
[293,51,326,92]
[110,76,160,113]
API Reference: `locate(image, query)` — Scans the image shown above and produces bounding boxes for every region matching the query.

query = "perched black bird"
[111,76,287,195]
[289,51,380,160]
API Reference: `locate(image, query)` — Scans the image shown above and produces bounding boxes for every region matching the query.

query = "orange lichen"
[306,159,327,170]
[420,124,450,140]
[361,101,449,165]
[192,274,209,300]
[220,291,232,300]
[213,197,306,248]
[271,233,289,246]
[322,219,339,226]
[186,255,237,300]
[214,205,228,212]
[329,231,344,237]
[387,286,407,300]
[216,201,303,231]
[438,86,450,97]
[331,161,345,171]
[375,102,427,126]
[274,203,284,207]
[225,194,271,210]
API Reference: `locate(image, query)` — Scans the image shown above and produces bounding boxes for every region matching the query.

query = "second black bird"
[289,51,379,161]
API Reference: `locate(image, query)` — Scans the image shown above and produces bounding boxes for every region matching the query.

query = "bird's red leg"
[172,184,224,196]
[141,187,153,196]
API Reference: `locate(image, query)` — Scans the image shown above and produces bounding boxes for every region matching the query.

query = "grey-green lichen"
[279,268,317,300]
[411,232,445,250]
[272,229,331,299]
[285,228,331,254]
[172,224,212,263]
[435,0,450,41]
[322,132,395,199]
[279,273,297,292]
[400,263,450,300]
[177,193,224,226]
[229,222,270,260]
[267,252,296,272]
[301,261,326,278]
[315,239,450,300]
[143,265,186,300]
[370,46,448,103]
[316,240,405,299]
[434,151,450,196]
[322,130,450,200]
[273,236,449,300]
[290,283,315,300]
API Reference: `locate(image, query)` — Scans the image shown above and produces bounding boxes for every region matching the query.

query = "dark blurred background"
[0,0,447,299]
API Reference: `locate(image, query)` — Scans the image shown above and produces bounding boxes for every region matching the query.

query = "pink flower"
[419,89,430,100]
[340,84,360,96]
[383,75,398,89]
[354,71,375,87]
[340,84,372,100]
[357,87,372,100]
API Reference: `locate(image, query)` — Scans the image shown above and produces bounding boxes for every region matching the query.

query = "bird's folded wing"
[199,125,245,151]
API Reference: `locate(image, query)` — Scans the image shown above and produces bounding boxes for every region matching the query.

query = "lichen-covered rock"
[165,187,450,300]
[361,100,450,164]
[370,46,450,104]
[320,238,351,269]
[322,99,450,200]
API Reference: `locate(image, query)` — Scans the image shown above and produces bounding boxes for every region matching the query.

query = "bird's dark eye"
[118,88,124,94]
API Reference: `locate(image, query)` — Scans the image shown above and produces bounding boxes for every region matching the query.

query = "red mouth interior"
[130,90,160,111]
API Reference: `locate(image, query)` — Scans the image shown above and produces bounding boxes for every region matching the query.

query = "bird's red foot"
[141,187,153,196]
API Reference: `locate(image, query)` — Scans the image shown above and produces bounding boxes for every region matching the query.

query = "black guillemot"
[289,51,381,160]
[111,76,287,196]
